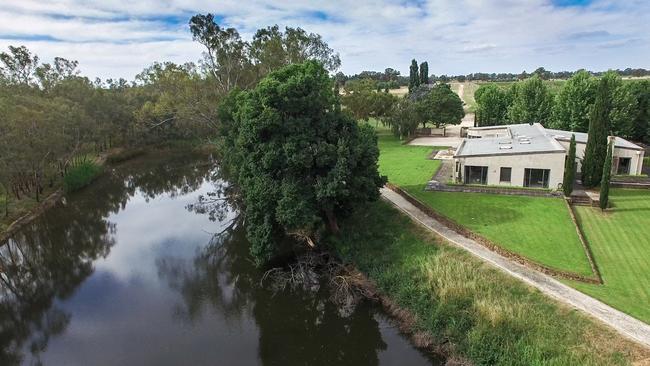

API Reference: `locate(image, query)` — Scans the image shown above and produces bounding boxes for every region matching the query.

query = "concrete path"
[380,188,650,348]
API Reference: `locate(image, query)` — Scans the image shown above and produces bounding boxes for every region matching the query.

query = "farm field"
[569,189,650,323]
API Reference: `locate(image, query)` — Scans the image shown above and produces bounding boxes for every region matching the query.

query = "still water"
[0,153,439,366]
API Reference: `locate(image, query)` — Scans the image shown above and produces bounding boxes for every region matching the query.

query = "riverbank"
[0,142,216,241]
[331,200,650,365]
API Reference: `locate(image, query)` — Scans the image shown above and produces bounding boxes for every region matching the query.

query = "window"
[464,166,488,185]
[500,167,512,183]
[524,168,550,188]
[617,157,631,175]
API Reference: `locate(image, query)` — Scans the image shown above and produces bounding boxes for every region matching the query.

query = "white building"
[453,123,645,189]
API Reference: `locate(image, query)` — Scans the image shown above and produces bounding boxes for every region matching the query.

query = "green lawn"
[332,200,647,365]
[377,133,442,187]
[409,191,593,276]
[377,131,593,276]
[569,189,650,323]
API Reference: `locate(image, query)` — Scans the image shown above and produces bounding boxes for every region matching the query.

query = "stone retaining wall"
[426,182,562,198]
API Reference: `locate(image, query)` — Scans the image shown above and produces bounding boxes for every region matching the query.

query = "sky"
[0,0,648,81]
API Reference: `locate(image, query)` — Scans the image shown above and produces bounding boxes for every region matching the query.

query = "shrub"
[64,161,103,192]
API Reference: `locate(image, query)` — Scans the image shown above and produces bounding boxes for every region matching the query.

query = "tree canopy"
[550,70,595,131]
[219,61,385,265]
[407,84,464,128]
[582,71,619,188]
[507,75,553,125]
[475,84,510,126]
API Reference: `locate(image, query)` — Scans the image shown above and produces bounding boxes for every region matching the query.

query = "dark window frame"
[523,168,550,188]
[499,167,512,183]
[464,165,488,185]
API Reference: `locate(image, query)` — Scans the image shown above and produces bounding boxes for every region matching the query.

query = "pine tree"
[582,72,617,187]
[419,61,429,85]
[563,134,576,197]
[599,137,614,210]
[409,59,420,92]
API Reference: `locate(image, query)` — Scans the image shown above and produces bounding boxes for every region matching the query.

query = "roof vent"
[520,140,531,144]
[499,145,513,149]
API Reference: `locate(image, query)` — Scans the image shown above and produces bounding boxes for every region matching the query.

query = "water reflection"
[0,152,437,366]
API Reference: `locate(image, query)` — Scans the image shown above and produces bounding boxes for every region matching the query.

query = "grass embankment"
[377,131,593,276]
[568,189,650,323]
[333,200,649,365]
[63,161,103,193]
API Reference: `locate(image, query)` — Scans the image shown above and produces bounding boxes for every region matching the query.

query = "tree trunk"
[325,209,340,234]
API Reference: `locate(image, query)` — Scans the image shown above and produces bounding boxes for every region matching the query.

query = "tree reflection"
[157,187,388,366]
[0,151,214,365]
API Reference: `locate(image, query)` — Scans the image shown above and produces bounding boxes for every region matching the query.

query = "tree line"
[474,72,650,144]
[339,58,464,139]
[0,14,342,221]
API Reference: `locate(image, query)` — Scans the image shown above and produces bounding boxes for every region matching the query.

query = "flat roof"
[544,128,643,151]
[456,123,566,157]
[456,123,644,158]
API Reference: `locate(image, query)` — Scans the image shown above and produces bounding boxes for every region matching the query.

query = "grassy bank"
[332,200,648,365]
[569,189,650,323]
[376,131,593,276]
[63,161,103,192]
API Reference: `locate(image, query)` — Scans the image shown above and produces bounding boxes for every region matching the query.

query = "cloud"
[0,0,648,80]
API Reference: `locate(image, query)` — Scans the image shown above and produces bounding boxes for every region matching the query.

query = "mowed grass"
[409,191,594,276]
[377,132,442,187]
[569,189,650,323]
[332,200,649,365]
[377,131,594,276]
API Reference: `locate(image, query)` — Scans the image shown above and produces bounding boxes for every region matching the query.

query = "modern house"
[453,123,645,189]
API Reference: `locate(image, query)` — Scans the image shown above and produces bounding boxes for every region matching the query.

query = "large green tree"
[341,79,397,123]
[386,98,419,139]
[610,80,650,141]
[408,84,464,128]
[189,14,340,94]
[219,61,386,265]
[475,84,510,126]
[582,72,619,188]
[507,75,553,125]
[550,70,595,131]
[408,59,419,92]
[419,61,429,85]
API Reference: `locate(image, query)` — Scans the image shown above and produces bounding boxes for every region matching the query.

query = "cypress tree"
[599,137,614,210]
[409,59,420,92]
[582,73,616,187]
[419,61,429,85]
[563,134,577,197]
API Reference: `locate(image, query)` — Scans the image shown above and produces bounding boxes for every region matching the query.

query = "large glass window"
[617,157,631,175]
[464,166,488,185]
[500,167,512,183]
[524,168,550,188]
